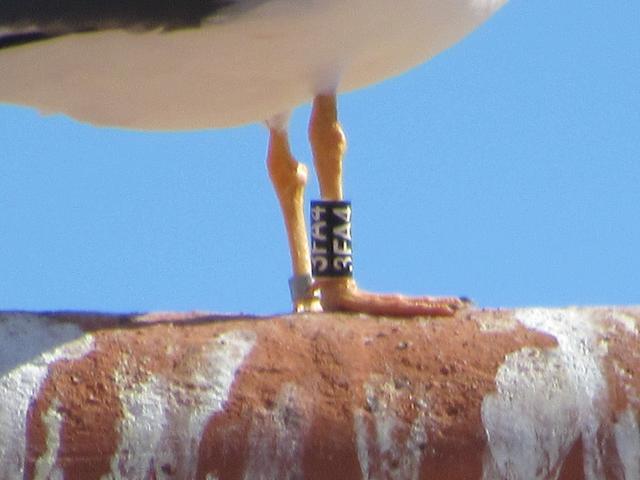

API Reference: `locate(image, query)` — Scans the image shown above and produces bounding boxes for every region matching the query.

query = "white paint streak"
[180,329,256,479]
[614,408,640,480]
[0,314,95,480]
[244,383,310,480]
[614,372,640,479]
[354,412,371,479]
[102,329,256,480]
[482,308,610,480]
[482,347,581,480]
[33,398,64,480]
[354,376,428,480]
[103,374,169,480]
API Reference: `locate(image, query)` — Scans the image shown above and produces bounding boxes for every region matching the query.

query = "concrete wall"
[1,307,638,479]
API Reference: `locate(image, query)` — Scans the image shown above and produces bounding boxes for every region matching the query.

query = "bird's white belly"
[0,0,506,130]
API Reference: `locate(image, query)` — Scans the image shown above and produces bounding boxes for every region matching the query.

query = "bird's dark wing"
[0,0,243,50]
[0,31,54,49]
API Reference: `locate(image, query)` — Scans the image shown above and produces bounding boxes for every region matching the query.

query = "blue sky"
[1,0,638,315]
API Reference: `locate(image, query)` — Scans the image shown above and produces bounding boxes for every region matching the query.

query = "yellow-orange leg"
[309,94,467,316]
[266,116,321,312]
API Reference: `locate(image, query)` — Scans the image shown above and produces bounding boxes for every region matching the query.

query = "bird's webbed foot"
[315,278,469,317]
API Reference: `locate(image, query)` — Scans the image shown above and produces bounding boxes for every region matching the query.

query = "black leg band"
[310,200,353,278]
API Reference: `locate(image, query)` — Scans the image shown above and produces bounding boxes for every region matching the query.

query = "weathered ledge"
[1,307,638,480]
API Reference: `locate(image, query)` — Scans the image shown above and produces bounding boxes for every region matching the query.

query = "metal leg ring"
[288,274,319,304]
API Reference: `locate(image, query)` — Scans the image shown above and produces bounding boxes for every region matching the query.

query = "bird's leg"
[309,94,466,317]
[266,115,321,312]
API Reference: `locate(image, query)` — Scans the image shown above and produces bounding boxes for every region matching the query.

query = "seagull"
[1,0,508,316]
